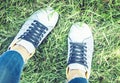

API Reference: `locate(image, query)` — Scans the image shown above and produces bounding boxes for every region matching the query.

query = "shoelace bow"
[68,42,88,68]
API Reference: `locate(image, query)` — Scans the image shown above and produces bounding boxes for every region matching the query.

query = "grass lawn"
[0,0,120,83]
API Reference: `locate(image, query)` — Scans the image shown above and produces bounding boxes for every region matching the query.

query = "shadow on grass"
[0,37,14,54]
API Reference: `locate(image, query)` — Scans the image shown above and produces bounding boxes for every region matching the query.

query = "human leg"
[0,7,59,83]
[66,22,94,83]
[68,78,88,83]
[0,51,24,83]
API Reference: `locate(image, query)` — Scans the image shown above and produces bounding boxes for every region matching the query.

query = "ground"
[0,0,120,83]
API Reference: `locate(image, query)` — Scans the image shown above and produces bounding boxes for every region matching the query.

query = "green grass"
[0,0,120,83]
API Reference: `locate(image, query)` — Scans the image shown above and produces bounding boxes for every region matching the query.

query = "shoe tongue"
[68,63,87,72]
[16,39,35,54]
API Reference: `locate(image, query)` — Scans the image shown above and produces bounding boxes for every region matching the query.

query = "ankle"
[10,44,35,62]
[66,67,86,81]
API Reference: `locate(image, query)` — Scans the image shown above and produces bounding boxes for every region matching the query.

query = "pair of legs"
[0,7,93,83]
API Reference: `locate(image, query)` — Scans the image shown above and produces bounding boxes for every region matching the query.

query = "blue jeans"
[68,78,88,83]
[0,51,88,83]
[0,51,24,83]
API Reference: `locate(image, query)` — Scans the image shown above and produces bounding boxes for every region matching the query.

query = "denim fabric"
[0,50,24,83]
[69,77,88,83]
